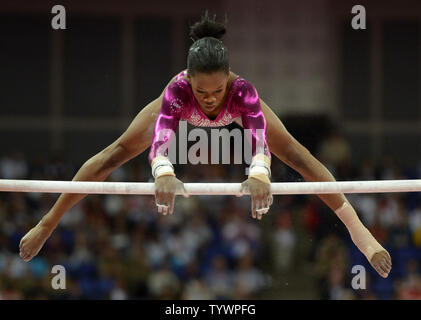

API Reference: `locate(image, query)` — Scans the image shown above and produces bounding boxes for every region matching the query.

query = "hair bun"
[190,11,227,41]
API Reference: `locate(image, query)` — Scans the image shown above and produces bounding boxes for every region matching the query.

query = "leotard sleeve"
[148,81,191,163]
[233,80,271,160]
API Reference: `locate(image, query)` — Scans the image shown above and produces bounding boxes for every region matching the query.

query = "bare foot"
[370,250,392,278]
[19,223,53,262]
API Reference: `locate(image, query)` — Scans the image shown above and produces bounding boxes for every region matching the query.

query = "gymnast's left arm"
[236,82,273,220]
[259,98,392,278]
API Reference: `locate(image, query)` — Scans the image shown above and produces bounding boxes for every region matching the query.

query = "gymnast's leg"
[259,99,392,278]
[19,99,161,262]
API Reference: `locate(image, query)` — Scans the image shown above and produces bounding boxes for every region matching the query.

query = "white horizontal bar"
[1,179,421,195]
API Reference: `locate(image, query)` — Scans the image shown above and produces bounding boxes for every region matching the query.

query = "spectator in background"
[326,265,349,300]
[313,234,349,299]
[396,259,421,299]
[0,276,24,300]
[68,231,95,271]
[351,193,377,228]
[380,156,402,180]
[110,278,128,300]
[233,251,266,299]
[273,209,296,271]
[377,194,400,229]
[204,254,234,299]
[147,259,181,299]
[317,128,350,177]
[43,151,74,181]
[221,202,261,260]
[145,232,168,269]
[368,214,389,248]
[302,196,322,261]
[409,201,421,247]
[0,151,28,180]
[356,158,377,181]
[302,197,322,236]
[182,279,214,299]
[387,199,412,250]
[123,240,150,298]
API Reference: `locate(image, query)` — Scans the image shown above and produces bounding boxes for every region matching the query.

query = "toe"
[384,260,392,271]
[379,265,389,277]
[20,248,32,261]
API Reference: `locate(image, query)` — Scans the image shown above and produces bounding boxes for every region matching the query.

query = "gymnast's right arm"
[149,82,189,216]
[18,77,177,262]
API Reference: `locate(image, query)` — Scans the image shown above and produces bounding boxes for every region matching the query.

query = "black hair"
[187,11,229,75]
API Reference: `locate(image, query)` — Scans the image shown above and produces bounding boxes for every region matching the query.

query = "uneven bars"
[1,179,421,195]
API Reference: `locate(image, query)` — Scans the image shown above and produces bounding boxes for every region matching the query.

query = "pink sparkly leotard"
[149,70,270,163]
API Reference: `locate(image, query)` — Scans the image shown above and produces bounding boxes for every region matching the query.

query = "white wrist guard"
[249,154,271,184]
[335,202,386,262]
[151,156,175,179]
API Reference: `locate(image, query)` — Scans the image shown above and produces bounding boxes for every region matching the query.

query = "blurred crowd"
[0,129,420,300]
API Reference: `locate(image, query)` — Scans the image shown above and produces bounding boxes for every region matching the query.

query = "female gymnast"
[19,13,392,278]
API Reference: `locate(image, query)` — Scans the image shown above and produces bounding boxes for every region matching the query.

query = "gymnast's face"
[188,70,230,117]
